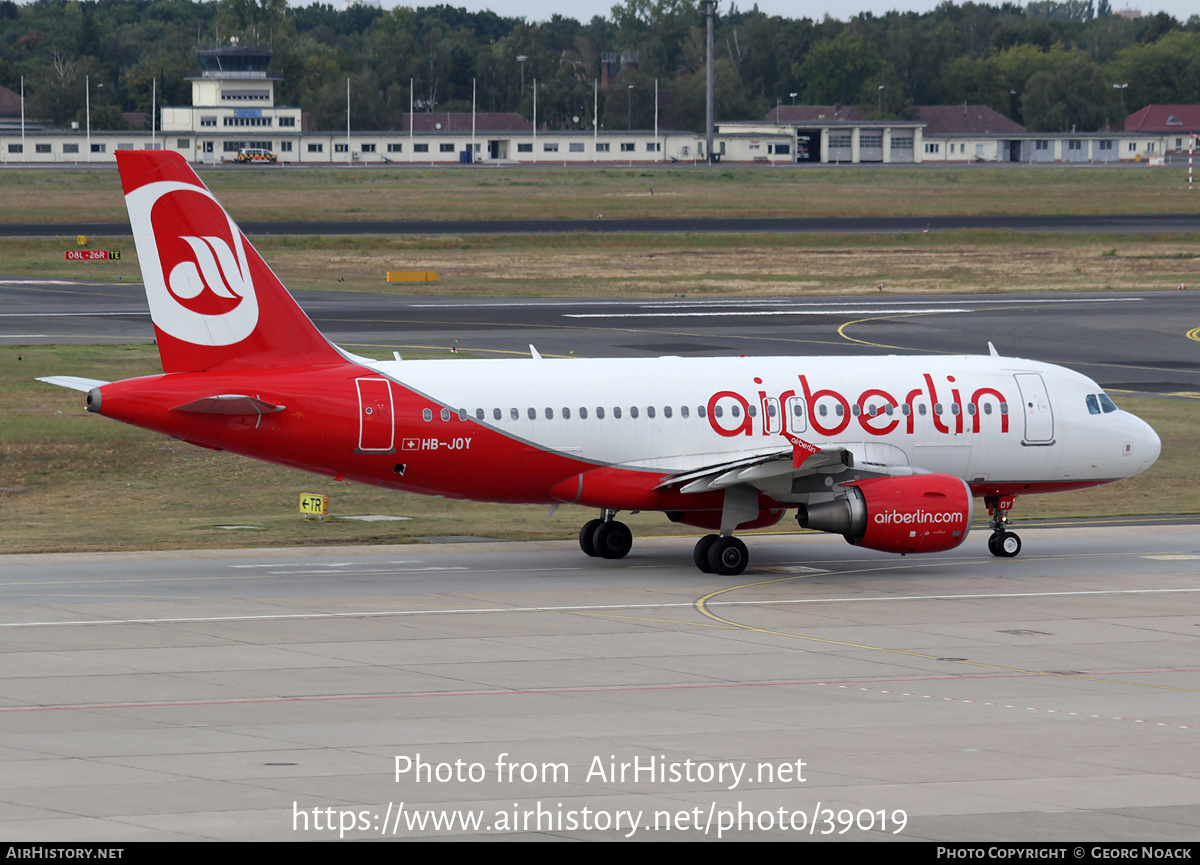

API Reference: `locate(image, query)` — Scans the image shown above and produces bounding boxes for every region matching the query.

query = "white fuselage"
[370,353,1160,497]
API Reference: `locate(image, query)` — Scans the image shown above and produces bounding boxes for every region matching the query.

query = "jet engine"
[797,474,972,554]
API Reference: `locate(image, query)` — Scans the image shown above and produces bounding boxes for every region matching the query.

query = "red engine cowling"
[797,474,973,554]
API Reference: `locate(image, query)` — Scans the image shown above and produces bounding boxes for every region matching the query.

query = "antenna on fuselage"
[988,341,1000,357]
[530,344,542,360]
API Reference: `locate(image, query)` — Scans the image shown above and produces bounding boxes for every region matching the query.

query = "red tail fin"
[117,150,345,373]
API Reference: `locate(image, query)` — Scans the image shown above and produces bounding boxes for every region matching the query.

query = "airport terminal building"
[0,48,1188,167]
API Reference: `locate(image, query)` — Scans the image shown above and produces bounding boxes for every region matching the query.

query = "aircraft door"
[1014,373,1054,444]
[784,395,807,433]
[762,397,782,434]
[356,377,395,453]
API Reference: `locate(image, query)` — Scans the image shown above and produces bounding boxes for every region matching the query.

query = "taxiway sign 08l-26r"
[41,151,1161,575]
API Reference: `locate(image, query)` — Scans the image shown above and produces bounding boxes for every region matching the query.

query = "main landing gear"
[985,495,1021,558]
[577,513,750,576]
[693,534,749,576]
[579,511,633,560]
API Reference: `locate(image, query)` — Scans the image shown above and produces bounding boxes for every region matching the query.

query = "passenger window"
[1086,394,1101,415]
[664,406,672,418]
[527,407,536,420]
[647,406,655,418]
[698,406,706,418]
[597,407,605,419]
[441,408,451,421]
[545,407,553,420]
[630,406,639,419]
[511,408,519,420]
[458,408,468,421]
[562,407,570,419]
[493,408,502,421]
[423,408,432,422]
[580,407,588,419]
[613,407,622,419]
[681,405,689,418]
[475,408,484,420]
[730,405,740,418]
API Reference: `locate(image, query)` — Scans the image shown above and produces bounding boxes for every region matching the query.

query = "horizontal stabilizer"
[37,376,110,392]
[171,394,286,416]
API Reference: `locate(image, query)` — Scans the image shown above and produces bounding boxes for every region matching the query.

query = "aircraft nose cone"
[1142,421,1162,468]
[1127,415,1161,476]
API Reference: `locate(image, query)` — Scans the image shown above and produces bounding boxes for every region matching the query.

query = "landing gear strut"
[579,511,632,560]
[985,495,1021,558]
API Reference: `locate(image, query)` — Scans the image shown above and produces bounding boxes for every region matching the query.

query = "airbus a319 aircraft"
[41,151,1160,576]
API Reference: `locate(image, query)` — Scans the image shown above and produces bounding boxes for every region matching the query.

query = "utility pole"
[705,0,715,164]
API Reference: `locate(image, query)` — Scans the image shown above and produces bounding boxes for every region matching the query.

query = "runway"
[1,526,1199,840]
[4,283,1200,394]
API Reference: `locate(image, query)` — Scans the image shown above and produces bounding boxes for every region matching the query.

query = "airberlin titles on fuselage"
[705,373,1009,438]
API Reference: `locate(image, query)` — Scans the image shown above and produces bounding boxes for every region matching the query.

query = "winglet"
[782,431,821,468]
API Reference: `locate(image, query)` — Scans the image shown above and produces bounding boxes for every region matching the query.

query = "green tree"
[795,29,887,105]
[1021,51,1108,130]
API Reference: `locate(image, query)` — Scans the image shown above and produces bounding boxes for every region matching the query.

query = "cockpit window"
[1098,393,1118,413]
[1086,394,1101,415]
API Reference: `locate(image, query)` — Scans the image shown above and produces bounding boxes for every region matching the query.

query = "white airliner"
[41,151,1161,575]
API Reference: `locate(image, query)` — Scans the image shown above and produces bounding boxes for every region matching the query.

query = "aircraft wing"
[655,436,856,494]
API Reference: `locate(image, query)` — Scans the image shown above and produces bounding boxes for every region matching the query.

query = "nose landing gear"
[985,495,1021,558]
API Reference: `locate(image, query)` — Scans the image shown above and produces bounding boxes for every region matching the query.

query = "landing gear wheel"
[592,520,633,559]
[693,534,719,573]
[579,519,604,557]
[707,536,749,576]
[989,531,1021,558]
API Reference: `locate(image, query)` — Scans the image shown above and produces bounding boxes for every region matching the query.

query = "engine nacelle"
[797,474,972,554]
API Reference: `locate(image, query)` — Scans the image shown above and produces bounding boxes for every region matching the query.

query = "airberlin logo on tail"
[124,180,259,346]
[168,235,250,314]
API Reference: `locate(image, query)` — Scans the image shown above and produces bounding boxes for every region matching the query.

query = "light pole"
[1113,82,1128,122]
[878,85,885,114]
[789,91,797,106]
[517,55,528,97]
[627,84,633,130]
